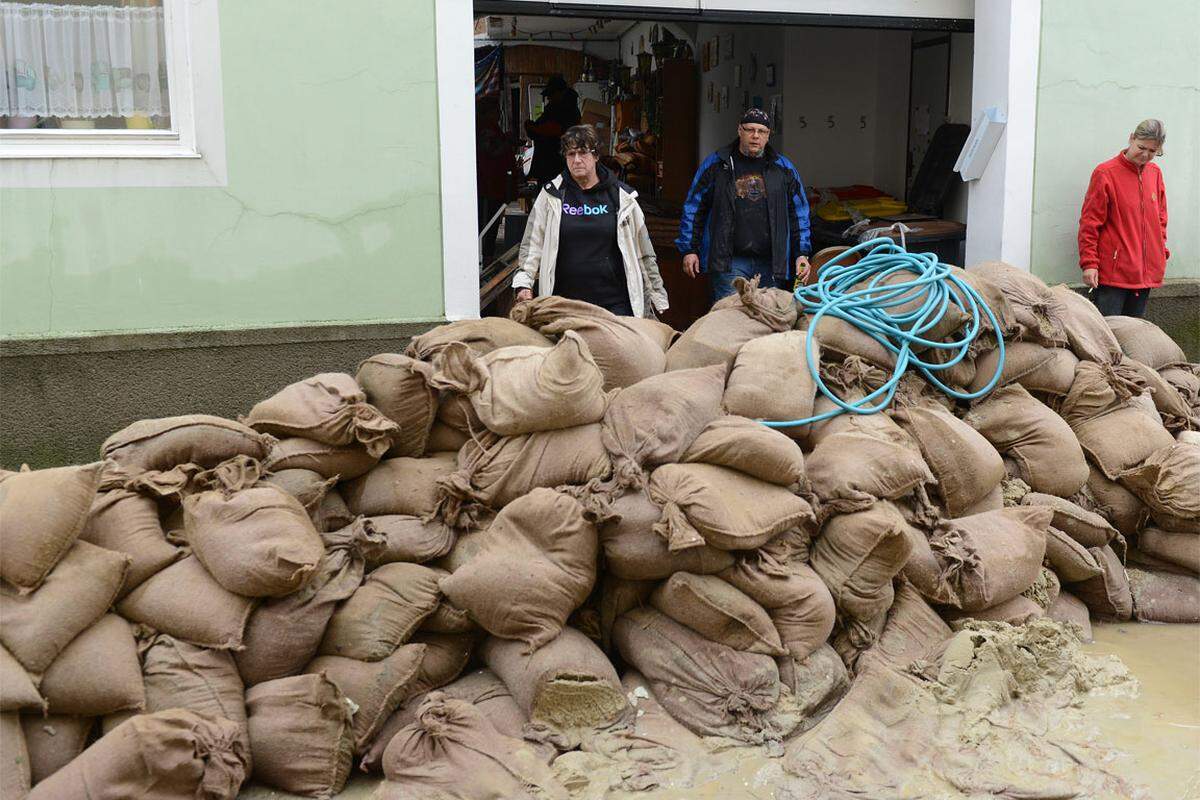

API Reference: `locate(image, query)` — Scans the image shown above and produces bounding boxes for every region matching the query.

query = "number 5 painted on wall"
[860,115,867,130]
[826,114,835,128]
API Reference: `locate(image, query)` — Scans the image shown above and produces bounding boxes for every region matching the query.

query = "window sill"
[0,130,199,160]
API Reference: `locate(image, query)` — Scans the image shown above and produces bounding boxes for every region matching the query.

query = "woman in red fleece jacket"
[1077,119,1169,318]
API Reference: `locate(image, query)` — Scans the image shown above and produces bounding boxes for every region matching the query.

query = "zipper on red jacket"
[1138,168,1147,286]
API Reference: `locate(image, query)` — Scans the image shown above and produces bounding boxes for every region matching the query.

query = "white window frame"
[0,0,226,187]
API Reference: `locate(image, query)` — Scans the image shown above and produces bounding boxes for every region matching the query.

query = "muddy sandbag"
[1127,568,1200,624]
[0,644,42,713]
[364,515,456,567]
[597,575,654,653]
[776,643,849,719]
[39,614,143,717]
[1074,406,1176,482]
[1020,492,1118,548]
[406,318,553,361]
[1118,442,1200,532]
[721,557,836,661]
[1044,527,1105,582]
[1050,284,1124,364]
[142,634,245,745]
[81,490,182,596]
[1059,358,1149,425]
[405,633,475,699]
[245,372,399,458]
[319,563,443,660]
[237,519,382,686]
[27,708,247,800]
[1,712,30,800]
[260,466,332,513]
[665,276,797,372]
[599,491,734,581]
[1136,527,1199,574]
[101,414,270,473]
[510,296,668,390]
[356,354,439,458]
[118,555,257,650]
[1160,365,1200,404]
[0,462,103,592]
[1106,315,1188,369]
[264,436,380,480]
[682,415,807,490]
[963,384,1088,498]
[807,427,936,516]
[183,485,324,598]
[966,260,1067,346]
[440,489,596,651]
[614,607,782,743]
[1047,590,1093,642]
[342,453,458,518]
[942,594,1045,626]
[1,540,130,674]
[245,673,355,799]
[1084,465,1149,536]
[901,524,960,606]
[429,332,606,437]
[648,463,816,552]
[651,572,786,656]
[932,507,1051,612]
[811,502,913,623]
[22,714,93,785]
[1069,544,1132,621]
[306,642,427,751]
[421,598,476,635]
[970,342,1078,396]
[892,404,1005,518]
[600,364,726,491]
[425,422,470,454]
[723,331,819,439]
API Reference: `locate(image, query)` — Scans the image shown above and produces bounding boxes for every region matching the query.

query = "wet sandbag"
[682,415,807,490]
[941,594,1045,626]
[405,317,553,361]
[614,607,781,743]
[0,462,103,591]
[1050,284,1124,364]
[510,296,668,390]
[263,436,379,480]
[1136,527,1198,574]
[600,364,726,491]
[1118,442,1200,532]
[776,643,850,720]
[245,372,399,458]
[237,519,382,686]
[934,506,1051,612]
[319,563,443,661]
[1122,358,1196,431]
[405,633,475,699]
[963,384,1088,497]
[666,276,797,371]
[342,452,458,518]
[1160,365,1200,405]
[649,463,816,552]
[440,489,597,651]
[101,414,270,473]
[1073,408,1176,483]
[966,260,1068,346]
[81,490,182,596]
[364,515,456,567]
[1020,492,1118,548]
[305,642,427,751]
[811,502,913,623]
[245,674,355,799]
[969,342,1078,396]
[723,331,819,439]
[1059,358,1149,425]
[597,575,654,653]
[0,644,43,713]
[118,555,257,650]
[356,354,439,457]
[1127,568,1200,624]
[1044,527,1105,582]
[425,421,470,454]
[1085,465,1149,537]
[892,404,1005,518]
[720,556,835,661]
[599,491,734,581]
[807,428,936,515]
[183,485,324,598]
[651,572,786,656]
[27,708,247,800]
[40,614,143,717]
[1068,544,1132,621]
[142,634,246,746]
[22,714,93,785]
[1106,315,1188,369]
[1,540,129,674]
[1047,590,1093,642]
[429,332,606,436]
[1,712,30,800]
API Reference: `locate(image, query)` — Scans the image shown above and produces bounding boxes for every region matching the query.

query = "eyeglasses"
[563,149,595,161]
[739,125,769,137]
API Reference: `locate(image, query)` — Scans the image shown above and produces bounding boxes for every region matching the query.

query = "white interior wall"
[692,23,786,158]
[943,32,974,224]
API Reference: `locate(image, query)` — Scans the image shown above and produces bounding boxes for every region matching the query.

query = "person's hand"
[795,256,812,284]
[515,288,533,302]
[1082,268,1099,289]
[682,253,701,278]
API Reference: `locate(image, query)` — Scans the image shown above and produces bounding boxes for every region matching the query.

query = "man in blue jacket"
[675,108,812,301]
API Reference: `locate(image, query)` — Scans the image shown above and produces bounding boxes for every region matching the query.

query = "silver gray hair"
[1132,118,1166,152]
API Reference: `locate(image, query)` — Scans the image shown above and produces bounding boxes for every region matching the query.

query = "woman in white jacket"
[513,125,669,318]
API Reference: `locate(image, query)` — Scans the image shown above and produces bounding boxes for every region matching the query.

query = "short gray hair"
[1132,118,1166,150]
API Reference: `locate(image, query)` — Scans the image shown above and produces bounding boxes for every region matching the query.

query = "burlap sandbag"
[892,404,1005,518]
[600,364,726,492]
[1160,365,1200,405]
[932,506,1051,612]
[319,562,442,661]
[651,572,786,656]
[81,490,182,596]
[364,515,456,567]
[1044,527,1105,583]
[902,523,961,606]
[665,276,797,371]
[969,342,1078,396]
[1085,465,1149,536]
[440,489,597,651]
[183,486,324,598]
[1020,492,1118,548]
[39,614,143,717]
[1050,284,1124,364]
[1059,358,1148,425]
[405,317,553,361]
[946,265,1018,339]
[0,462,103,592]
[614,607,782,743]
[723,331,819,440]
[142,634,246,749]
[1075,406,1176,482]
[1127,568,1200,624]
[1,712,31,800]
[1,540,129,674]
[342,453,458,518]
[1047,590,1093,642]
[0,644,42,713]
[1069,544,1132,621]
[101,414,270,473]
[966,260,1068,347]
[1136,527,1198,574]
[597,575,654,653]
[648,462,817,552]
[22,714,93,785]
[963,384,1088,498]
[1106,315,1188,369]
[776,643,850,721]
[425,421,470,454]
[245,674,355,799]
[27,708,248,800]
[806,427,936,516]
[510,296,668,390]
[941,593,1046,626]
[682,415,807,490]
[599,491,734,581]
[1118,442,1200,532]
[1121,358,1196,431]
[261,469,353,534]
[720,554,835,661]
[811,502,914,623]
[245,372,399,458]
[356,353,439,457]
[263,436,379,480]
[118,555,257,650]
[429,331,606,436]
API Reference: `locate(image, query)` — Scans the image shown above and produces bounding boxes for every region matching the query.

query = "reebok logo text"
[562,203,609,216]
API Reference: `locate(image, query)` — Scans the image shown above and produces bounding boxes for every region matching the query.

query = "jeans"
[1092,285,1150,318]
[710,254,783,302]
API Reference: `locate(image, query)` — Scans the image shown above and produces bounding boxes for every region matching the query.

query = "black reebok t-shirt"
[732,151,771,257]
[555,178,632,315]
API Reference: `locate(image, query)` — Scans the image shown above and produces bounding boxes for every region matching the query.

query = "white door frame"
[433,0,1040,319]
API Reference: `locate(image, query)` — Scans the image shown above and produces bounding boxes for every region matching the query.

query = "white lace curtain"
[1,2,169,119]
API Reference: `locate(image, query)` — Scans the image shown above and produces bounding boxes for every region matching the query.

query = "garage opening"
[472,7,974,330]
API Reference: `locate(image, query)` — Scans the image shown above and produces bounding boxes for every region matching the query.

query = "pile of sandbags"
[1,270,1196,800]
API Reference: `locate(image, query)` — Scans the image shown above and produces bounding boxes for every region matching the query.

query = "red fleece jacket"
[1077,152,1169,289]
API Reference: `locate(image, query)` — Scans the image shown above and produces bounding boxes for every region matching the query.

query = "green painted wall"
[1031,0,1199,287]
[0,0,444,339]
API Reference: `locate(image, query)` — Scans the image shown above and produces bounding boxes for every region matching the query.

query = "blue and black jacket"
[674,139,812,281]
